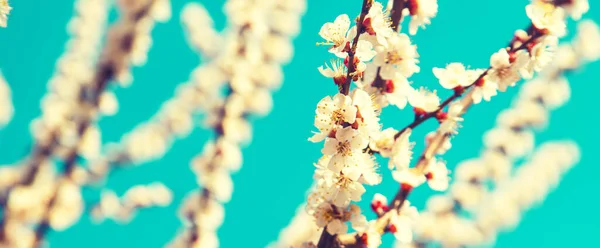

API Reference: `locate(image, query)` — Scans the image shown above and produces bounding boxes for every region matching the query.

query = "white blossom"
[433,63,477,89]
[369,128,398,157]
[424,159,450,191]
[520,36,558,79]
[574,20,600,61]
[560,0,589,20]
[373,33,420,79]
[487,49,529,92]
[389,129,413,169]
[406,0,438,35]
[350,88,381,136]
[389,200,419,243]
[310,94,357,142]
[471,77,498,104]
[526,2,567,37]
[364,2,394,46]
[318,59,347,86]
[392,169,426,188]
[408,87,440,113]
[439,102,463,135]
[385,75,414,109]
[322,127,369,173]
[319,14,352,54]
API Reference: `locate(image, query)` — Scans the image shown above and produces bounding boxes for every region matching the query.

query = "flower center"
[385,51,403,65]
[336,140,352,156]
[337,175,353,188]
[329,29,345,47]
[375,138,392,151]
[497,67,512,78]
[330,109,344,124]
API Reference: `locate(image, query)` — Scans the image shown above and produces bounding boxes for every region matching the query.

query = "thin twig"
[340,0,373,95]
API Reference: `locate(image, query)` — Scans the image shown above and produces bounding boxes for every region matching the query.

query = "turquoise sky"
[0,0,599,247]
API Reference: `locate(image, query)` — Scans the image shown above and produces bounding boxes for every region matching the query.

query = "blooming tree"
[0,0,599,248]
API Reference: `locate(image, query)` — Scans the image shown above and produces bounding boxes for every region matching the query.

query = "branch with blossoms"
[0,0,171,246]
[302,0,595,247]
[90,182,172,223]
[167,1,306,247]
[399,21,600,246]
[1,1,305,246]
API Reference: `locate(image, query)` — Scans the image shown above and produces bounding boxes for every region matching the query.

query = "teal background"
[0,0,598,247]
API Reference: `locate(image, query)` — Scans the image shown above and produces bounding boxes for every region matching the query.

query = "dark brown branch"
[340,0,373,95]
[390,27,542,141]
[390,0,407,32]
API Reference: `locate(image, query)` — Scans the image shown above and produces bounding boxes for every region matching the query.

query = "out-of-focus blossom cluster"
[91,182,172,222]
[0,0,172,247]
[405,142,580,247]
[168,1,306,248]
[0,71,12,126]
[0,0,11,28]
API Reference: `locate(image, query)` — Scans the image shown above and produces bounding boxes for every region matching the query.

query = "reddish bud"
[371,200,382,212]
[353,71,363,81]
[344,56,360,68]
[453,86,465,95]
[333,75,347,86]
[508,52,517,63]
[413,107,427,117]
[385,80,395,93]
[351,120,360,129]
[363,17,376,35]
[425,172,433,180]
[436,111,448,123]
[388,224,398,233]
[407,0,419,15]
[381,205,389,212]
[342,41,351,53]
[360,233,369,244]
[526,41,536,53]
[475,77,485,87]
[400,183,414,192]
[328,129,337,138]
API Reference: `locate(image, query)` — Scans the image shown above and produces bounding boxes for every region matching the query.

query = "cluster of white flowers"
[403,0,439,35]
[306,89,383,234]
[304,0,596,247]
[0,0,111,246]
[309,0,444,245]
[30,0,110,156]
[113,0,171,85]
[306,1,445,245]
[402,20,599,247]
[0,0,11,28]
[91,182,172,222]
[182,3,222,58]
[168,1,306,248]
[0,71,12,127]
